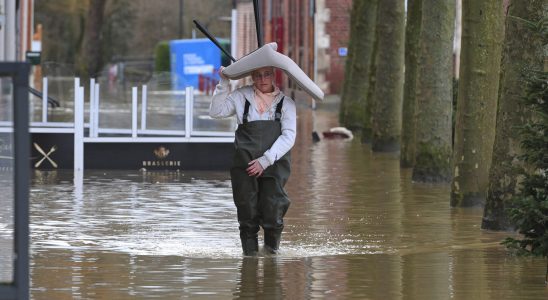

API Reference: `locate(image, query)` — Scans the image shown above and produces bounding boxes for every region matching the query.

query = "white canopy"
[222,43,324,101]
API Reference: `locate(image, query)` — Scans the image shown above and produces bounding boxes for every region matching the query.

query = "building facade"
[234,0,351,97]
[320,0,352,94]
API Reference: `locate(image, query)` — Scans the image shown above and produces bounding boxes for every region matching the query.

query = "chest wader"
[230,97,291,256]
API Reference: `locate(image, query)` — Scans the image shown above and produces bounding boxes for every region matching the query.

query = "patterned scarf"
[254,86,281,114]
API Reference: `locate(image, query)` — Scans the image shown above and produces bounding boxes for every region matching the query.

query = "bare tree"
[451,0,505,206]
[371,0,405,152]
[412,0,455,182]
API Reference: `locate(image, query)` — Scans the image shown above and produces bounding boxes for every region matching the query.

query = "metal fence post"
[141,85,147,131]
[185,86,193,139]
[94,83,100,137]
[132,87,138,138]
[0,62,31,300]
[89,78,95,137]
[42,77,48,123]
[74,78,84,172]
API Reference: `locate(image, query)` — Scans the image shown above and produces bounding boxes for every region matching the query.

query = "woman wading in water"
[209,66,296,256]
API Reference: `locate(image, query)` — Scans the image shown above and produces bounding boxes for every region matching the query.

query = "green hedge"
[154,41,171,72]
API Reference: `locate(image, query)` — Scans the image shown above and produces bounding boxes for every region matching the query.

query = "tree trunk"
[81,0,107,77]
[340,0,378,139]
[362,26,379,144]
[454,0,462,79]
[450,0,504,207]
[339,0,359,126]
[411,0,455,182]
[371,0,405,152]
[481,0,545,230]
[400,0,422,167]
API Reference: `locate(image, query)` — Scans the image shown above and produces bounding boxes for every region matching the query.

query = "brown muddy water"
[2,96,548,299]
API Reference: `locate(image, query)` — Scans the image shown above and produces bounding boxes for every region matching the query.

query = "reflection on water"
[0,172,14,284]
[15,97,548,298]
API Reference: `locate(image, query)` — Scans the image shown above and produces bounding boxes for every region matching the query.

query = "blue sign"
[338,47,348,57]
[170,39,222,90]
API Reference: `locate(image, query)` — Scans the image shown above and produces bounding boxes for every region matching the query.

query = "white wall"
[0,0,17,61]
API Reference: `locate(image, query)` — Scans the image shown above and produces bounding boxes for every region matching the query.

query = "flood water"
[3,96,548,299]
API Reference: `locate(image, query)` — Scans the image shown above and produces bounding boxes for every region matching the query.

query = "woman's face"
[252,67,275,93]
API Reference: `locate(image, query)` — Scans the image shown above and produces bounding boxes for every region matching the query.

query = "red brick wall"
[325,0,352,94]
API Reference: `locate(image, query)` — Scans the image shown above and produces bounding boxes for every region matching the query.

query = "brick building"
[318,0,352,94]
[235,0,352,97]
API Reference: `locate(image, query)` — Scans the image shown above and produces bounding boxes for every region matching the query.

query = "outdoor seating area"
[0,76,237,170]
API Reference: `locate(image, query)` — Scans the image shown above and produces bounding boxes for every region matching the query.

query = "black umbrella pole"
[253,0,263,47]
[192,20,236,62]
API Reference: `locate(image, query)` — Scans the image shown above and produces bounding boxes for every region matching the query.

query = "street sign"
[170,39,224,90]
[25,51,41,65]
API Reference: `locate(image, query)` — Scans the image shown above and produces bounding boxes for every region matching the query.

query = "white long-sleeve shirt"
[209,78,297,169]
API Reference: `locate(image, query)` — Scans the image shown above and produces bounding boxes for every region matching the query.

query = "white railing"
[74,78,84,172]
[42,77,48,122]
[0,77,236,171]
[71,78,235,171]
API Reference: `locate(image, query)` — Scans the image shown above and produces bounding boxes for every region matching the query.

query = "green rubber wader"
[230,101,291,256]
